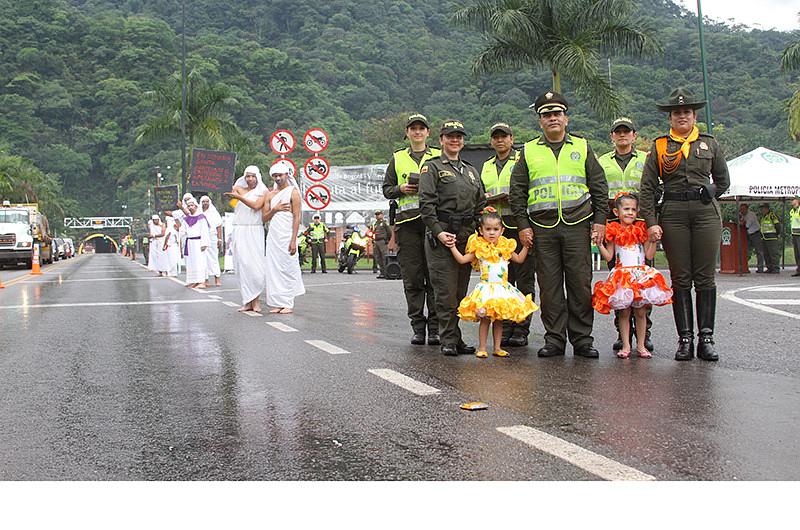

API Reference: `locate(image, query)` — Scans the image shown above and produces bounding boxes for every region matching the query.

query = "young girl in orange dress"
[450,208,538,358]
[593,192,672,359]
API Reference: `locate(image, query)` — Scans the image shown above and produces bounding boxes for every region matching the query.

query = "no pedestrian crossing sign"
[303,128,329,153]
[303,156,330,182]
[269,129,296,154]
[304,183,331,210]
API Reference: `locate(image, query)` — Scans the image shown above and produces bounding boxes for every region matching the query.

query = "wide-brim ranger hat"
[440,119,466,136]
[656,87,706,111]
[405,113,430,129]
[530,91,568,114]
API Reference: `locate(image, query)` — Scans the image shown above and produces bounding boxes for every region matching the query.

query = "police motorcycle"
[337,225,372,274]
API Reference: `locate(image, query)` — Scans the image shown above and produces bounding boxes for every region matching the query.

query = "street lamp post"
[697,0,713,134]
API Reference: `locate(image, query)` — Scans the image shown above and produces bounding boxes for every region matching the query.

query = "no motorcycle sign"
[303,128,329,153]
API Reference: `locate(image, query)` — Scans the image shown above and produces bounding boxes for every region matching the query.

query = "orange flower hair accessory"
[481,206,497,215]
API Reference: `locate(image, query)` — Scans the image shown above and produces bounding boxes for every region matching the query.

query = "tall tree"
[135,70,242,191]
[452,0,660,118]
[780,21,800,140]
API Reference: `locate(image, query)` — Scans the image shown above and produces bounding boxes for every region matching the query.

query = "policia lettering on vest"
[639,87,730,362]
[383,113,442,345]
[482,122,536,347]
[420,120,487,356]
[509,91,609,359]
[597,117,654,353]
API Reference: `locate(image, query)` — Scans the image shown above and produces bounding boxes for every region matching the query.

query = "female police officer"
[420,120,487,356]
[640,88,730,361]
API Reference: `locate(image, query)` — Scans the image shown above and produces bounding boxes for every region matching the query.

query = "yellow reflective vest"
[481,150,519,228]
[760,212,779,240]
[309,222,328,240]
[524,136,590,228]
[791,207,800,236]
[394,146,441,224]
[597,149,647,198]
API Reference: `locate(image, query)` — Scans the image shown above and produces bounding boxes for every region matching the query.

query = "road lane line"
[266,322,298,332]
[244,310,263,317]
[367,369,440,396]
[722,286,800,321]
[0,299,218,310]
[222,301,239,308]
[749,286,800,292]
[24,277,165,283]
[305,340,349,354]
[497,425,655,481]
[207,295,222,300]
[746,299,800,305]
[303,280,394,288]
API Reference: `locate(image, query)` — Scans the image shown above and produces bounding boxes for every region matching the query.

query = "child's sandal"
[476,350,489,358]
[638,349,652,359]
[493,349,509,357]
[616,350,630,359]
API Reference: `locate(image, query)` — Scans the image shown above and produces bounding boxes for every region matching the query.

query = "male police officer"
[481,122,535,347]
[371,210,391,278]
[597,117,654,353]
[383,114,442,345]
[307,214,330,273]
[509,91,608,358]
[759,203,782,274]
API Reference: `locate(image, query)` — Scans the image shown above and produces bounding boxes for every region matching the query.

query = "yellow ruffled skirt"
[457,281,538,322]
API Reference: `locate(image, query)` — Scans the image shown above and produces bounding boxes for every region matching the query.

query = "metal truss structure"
[64,217,133,230]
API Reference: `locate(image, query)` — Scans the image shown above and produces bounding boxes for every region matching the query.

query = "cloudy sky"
[677,0,799,32]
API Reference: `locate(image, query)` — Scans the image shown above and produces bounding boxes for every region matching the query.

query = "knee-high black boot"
[673,289,694,361]
[696,288,719,361]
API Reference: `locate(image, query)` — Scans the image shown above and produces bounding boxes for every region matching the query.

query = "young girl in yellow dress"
[593,192,672,359]
[450,208,538,358]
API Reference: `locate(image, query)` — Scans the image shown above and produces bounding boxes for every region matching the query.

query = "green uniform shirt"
[419,154,487,237]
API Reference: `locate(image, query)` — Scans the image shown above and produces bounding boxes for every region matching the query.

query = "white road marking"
[367,369,440,396]
[243,310,263,317]
[305,340,349,355]
[24,277,163,283]
[206,295,222,300]
[497,425,656,481]
[222,301,239,308]
[722,285,800,321]
[304,280,393,288]
[0,299,218,310]
[266,321,298,332]
[746,299,800,306]
[206,288,239,293]
[749,286,800,292]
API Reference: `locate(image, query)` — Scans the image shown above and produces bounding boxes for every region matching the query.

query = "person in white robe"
[163,217,182,277]
[225,165,270,313]
[200,195,223,287]
[147,215,169,275]
[263,161,305,314]
[181,197,211,288]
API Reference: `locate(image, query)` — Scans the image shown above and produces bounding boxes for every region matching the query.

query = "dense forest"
[0,0,797,228]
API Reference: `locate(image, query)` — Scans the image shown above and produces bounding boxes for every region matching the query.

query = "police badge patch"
[571,151,581,161]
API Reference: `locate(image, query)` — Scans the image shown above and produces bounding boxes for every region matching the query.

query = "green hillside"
[0,0,796,224]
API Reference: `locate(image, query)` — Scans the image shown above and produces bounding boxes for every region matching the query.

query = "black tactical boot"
[696,288,719,361]
[672,289,694,361]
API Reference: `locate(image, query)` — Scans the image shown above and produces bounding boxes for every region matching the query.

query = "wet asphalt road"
[1,254,799,480]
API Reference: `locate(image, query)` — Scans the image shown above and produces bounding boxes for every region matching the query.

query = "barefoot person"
[182,197,211,289]
[200,195,223,287]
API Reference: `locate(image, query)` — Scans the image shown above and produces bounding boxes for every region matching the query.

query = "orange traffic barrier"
[31,243,42,275]
[0,274,5,288]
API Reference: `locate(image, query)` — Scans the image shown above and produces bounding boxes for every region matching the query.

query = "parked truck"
[0,201,53,268]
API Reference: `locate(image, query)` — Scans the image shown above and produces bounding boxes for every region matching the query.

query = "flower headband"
[481,206,498,215]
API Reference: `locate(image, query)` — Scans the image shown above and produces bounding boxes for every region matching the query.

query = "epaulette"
[567,132,584,139]
[698,132,715,138]
[393,147,409,154]
[654,134,669,140]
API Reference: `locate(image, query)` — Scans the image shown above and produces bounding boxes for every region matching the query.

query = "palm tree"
[780,23,800,140]
[452,0,660,118]
[136,70,242,192]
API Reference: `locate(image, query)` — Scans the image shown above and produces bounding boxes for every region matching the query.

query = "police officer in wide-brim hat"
[640,87,730,361]
[371,209,391,278]
[420,120,487,356]
[509,91,609,358]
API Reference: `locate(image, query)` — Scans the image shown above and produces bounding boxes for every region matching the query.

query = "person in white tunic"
[200,195,223,287]
[163,217,182,277]
[226,165,270,313]
[263,161,305,314]
[147,215,169,276]
[182,197,211,288]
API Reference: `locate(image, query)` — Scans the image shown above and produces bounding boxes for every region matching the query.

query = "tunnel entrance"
[79,233,120,254]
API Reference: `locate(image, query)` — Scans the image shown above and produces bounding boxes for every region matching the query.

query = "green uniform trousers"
[533,220,594,349]
[396,218,438,335]
[425,228,473,347]
[761,236,781,272]
[310,240,326,272]
[659,200,721,290]
[373,239,388,275]
[503,227,536,339]
[793,235,800,273]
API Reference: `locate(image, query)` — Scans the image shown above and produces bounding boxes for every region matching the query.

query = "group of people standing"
[739,200,800,276]
[384,86,731,362]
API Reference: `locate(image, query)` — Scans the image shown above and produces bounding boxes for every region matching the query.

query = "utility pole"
[180,0,188,193]
[697,0,713,133]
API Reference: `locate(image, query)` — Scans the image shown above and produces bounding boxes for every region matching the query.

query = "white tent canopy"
[720,147,800,200]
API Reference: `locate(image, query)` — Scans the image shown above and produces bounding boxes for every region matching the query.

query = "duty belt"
[437,212,475,232]
[663,188,702,201]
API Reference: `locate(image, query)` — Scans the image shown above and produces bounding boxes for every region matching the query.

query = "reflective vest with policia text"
[481,150,520,228]
[394,146,441,224]
[525,136,590,228]
[597,149,647,197]
[791,207,800,236]
[761,212,780,240]
[309,223,327,241]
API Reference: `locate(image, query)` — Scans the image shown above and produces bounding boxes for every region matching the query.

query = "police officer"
[509,91,609,359]
[759,203,782,274]
[307,214,330,273]
[383,113,442,345]
[791,197,800,277]
[739,203,764,272]
[420,119,487,356]
[597,117,654,353]
[640,87,730,361]
[481,122,535,347]
[371,210,391,278]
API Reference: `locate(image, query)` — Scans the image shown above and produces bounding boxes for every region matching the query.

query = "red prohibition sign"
[271,157,297,179]
[303,156,330,182]
[269,129,296,154]
[304,183,331,210]
[303,128,329,153]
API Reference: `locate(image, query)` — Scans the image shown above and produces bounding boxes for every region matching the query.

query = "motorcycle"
[297,232,309,267]
[337,227,371,274]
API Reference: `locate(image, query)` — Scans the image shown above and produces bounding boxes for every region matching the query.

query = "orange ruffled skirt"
[592,265,673,314]
[458,281,538,322]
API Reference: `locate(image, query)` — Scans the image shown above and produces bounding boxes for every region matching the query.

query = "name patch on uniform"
[571,151,581,161]
[699,142,708,150]
[438,170,454,178]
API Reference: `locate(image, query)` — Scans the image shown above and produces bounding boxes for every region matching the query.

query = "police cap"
[530,91,568,114]
[490,122,513,136]
[610,117,636,133]
[405,113,430,129]
[440,119,466,136]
